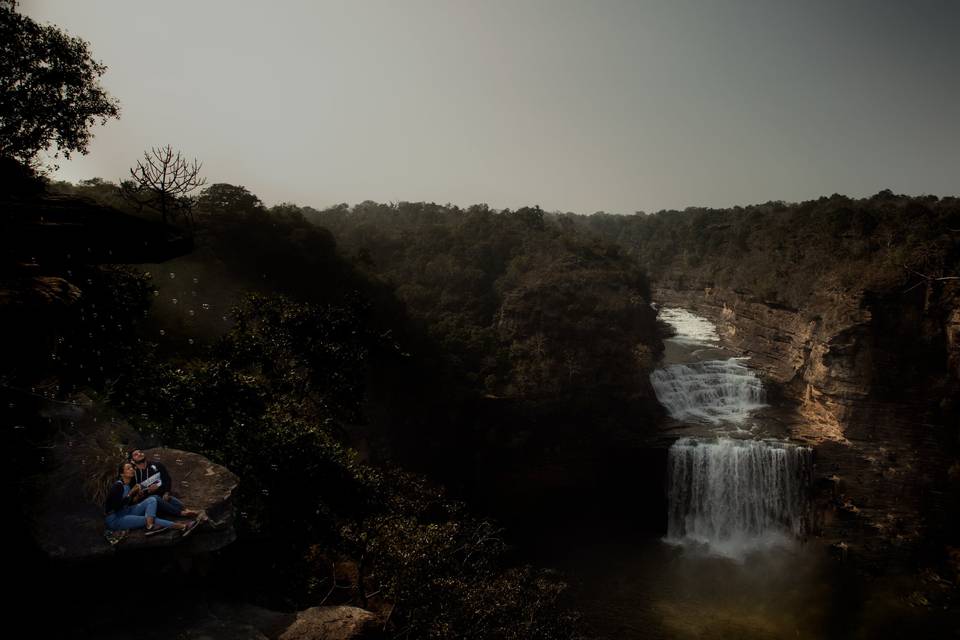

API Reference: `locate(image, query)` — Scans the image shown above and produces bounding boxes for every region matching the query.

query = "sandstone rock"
[36,445,239,560]
[209,603,381,640]
[92,603,379,640]
[653,284,960,563]
[277,606,379,640]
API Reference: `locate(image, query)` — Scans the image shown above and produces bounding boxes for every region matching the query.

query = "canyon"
[653,282,960,565]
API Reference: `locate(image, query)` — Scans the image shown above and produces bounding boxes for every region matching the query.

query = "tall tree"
[0,4,119,168]
[122,145,206,225]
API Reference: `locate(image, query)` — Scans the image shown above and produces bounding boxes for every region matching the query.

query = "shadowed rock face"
[36,446,238,560]
[0,193,193,266]
[653,283,960,564]
[0,165,193,388]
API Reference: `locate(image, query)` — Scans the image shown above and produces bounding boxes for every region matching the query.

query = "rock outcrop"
[32,393,238,560]
[89,602,381,640]
[654,281,960,563]
[36,444,239,560]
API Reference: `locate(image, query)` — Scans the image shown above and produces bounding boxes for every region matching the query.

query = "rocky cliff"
[654,281,960,563]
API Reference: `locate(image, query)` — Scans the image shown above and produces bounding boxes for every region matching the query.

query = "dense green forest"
[25,175,960,639]
[2,171,669,639]
[6,3,960,638]
[580,193,960,308]
[305,201,660,399]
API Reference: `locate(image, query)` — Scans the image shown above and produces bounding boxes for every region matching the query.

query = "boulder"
[35,445,238,560]
[92,603,380,640]
[208,603,381,640]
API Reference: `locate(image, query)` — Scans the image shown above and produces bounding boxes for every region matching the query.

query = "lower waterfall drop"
[666,437,812,558]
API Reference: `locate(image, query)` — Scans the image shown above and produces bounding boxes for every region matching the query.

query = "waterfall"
[666,437,812,557]
[650,358,766,424]
[659,307,720,346]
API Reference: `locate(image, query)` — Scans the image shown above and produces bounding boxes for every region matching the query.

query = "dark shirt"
[133,460,174,497]
[104,481,134,515]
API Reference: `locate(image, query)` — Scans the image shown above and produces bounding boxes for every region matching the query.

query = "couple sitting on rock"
[103,448,202,538]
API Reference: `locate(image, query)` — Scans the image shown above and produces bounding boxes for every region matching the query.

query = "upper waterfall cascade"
[652,307,766,425]
[650,358,766,424]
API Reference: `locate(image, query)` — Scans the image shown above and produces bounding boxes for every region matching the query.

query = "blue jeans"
[105,496,175,531]
[156,493,186,517]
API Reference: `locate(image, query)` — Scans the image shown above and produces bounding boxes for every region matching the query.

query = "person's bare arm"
[126,484,144,504]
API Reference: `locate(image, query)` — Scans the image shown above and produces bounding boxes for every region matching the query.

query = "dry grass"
[53,419,140,505]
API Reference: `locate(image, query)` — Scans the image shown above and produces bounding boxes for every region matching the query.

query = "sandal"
[144,525,172,537]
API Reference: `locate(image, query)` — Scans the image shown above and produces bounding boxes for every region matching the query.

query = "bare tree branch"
[122,144,206,226]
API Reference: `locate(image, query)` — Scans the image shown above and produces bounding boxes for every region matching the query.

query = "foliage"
[114,291,582,638]
[307,201,659,399]
[581,193,960,307]
[0,5,119,167]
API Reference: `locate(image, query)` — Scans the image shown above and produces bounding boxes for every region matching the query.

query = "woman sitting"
[104,462,198,537]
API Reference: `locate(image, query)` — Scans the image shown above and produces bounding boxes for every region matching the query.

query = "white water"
[652,307,766,425]
[658,307,720,346]
[650,358,766,424]
[666,437,812,559]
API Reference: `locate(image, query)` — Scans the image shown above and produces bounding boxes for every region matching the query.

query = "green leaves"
[0,6,119,167]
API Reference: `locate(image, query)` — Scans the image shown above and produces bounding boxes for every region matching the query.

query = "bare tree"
[122,145,206,225]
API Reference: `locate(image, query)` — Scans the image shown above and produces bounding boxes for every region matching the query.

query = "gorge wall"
[653,281,960,564]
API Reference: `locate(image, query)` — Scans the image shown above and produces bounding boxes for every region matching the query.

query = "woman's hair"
[116,461,133,483]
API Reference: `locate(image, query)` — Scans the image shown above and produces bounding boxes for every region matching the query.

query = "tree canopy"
[0,5,119,167]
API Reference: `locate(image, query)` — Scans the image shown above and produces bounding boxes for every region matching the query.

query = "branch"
[902,263,960,293]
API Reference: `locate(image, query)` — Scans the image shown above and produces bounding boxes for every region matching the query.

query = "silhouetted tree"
[0,3,119,168]
[195,183,263,217]
[122,145,206,225]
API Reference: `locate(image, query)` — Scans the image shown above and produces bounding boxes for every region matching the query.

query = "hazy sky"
[22,0,960,214]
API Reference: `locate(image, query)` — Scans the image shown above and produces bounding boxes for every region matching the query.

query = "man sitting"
[129,448,201,519]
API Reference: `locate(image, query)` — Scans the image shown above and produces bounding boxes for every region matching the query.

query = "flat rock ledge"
[36,446,239,560]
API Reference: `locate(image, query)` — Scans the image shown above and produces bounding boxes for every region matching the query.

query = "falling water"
[666,437,812,557]
[650,358,766,424]
[652,307,766,424]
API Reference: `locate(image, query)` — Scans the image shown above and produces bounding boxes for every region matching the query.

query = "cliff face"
[654,281,960,562]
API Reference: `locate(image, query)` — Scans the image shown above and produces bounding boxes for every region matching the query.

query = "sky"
[21,0,960,214]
